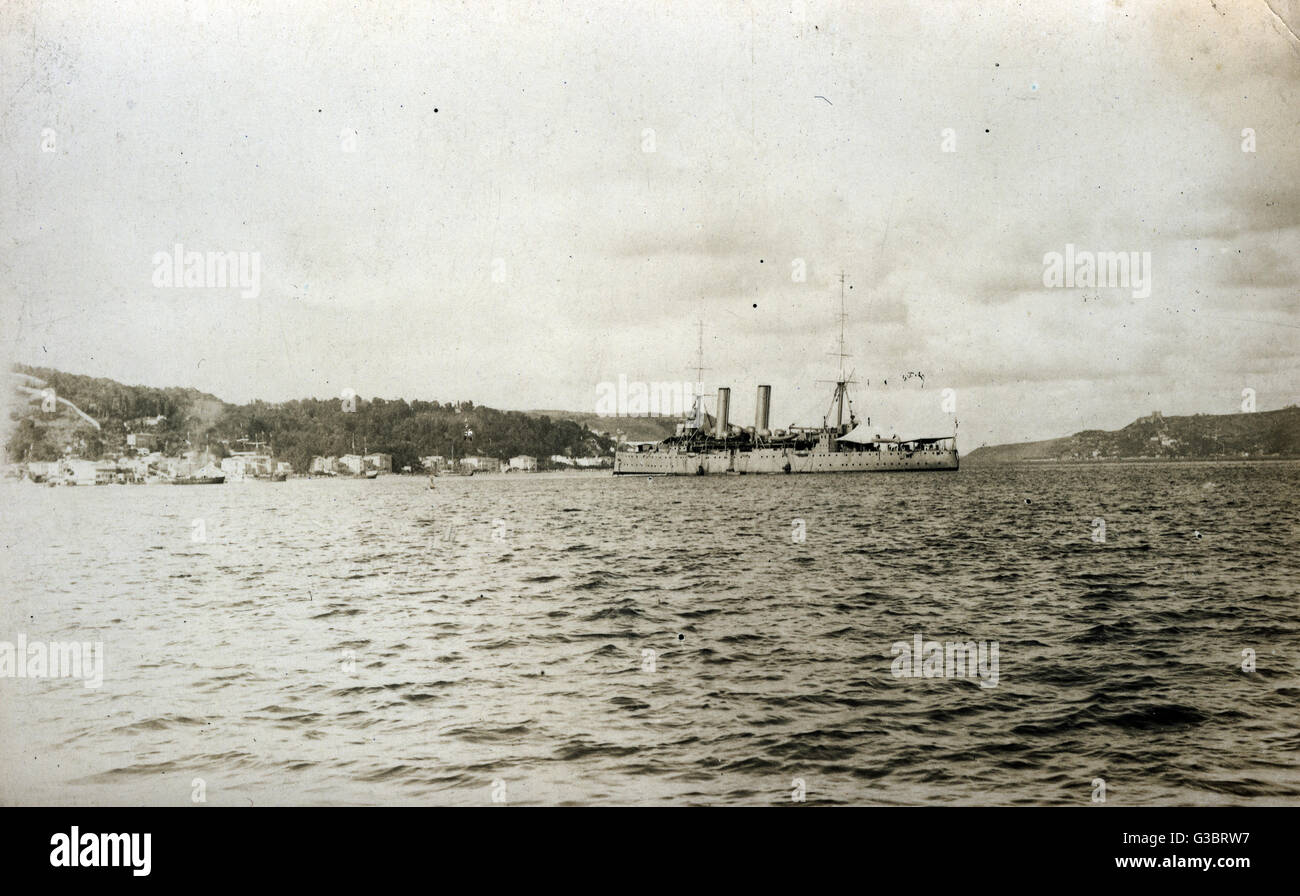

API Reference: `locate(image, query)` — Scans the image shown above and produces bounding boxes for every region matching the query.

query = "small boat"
[365,470,380,479]
[174,463,226,485]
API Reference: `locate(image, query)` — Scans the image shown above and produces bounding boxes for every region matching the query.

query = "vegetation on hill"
[527,409,680,443]
[965,407,1300,463]
[6,365,614,472]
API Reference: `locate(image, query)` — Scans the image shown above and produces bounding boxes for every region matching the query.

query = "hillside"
[6,365,615,472]
[528,410,680,443]
[965,406,1300,463]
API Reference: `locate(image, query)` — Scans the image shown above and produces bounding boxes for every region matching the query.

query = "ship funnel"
[716,387,731,436]
[755,385,771,434]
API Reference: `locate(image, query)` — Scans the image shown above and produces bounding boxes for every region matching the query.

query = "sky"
[1,0,1297,448]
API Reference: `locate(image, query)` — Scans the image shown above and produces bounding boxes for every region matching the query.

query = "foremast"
[821,272,858,448]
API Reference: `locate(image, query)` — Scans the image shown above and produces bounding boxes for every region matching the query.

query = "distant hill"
[8,366,229,463]
[6,365,615,471]
[527,410,681,443]
[965,406,1300,463]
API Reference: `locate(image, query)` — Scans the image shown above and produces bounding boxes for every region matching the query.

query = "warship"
[613,276,958,476]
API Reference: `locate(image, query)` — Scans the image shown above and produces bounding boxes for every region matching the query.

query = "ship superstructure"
[612,276,958,476]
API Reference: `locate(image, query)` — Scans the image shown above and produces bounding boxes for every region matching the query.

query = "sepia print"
[1,0,1297,818]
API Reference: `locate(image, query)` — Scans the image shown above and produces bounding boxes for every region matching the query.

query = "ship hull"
[613,446,958,475]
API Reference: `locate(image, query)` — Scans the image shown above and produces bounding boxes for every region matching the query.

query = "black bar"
[0,807,1284,883]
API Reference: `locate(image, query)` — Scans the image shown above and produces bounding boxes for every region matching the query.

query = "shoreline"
[964,456,1300,466]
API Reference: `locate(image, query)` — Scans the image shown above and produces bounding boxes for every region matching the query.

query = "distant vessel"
[174,464,226,485]
[613,276,958,476]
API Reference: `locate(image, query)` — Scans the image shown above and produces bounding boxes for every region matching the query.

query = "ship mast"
[836,273,849,428]
[837,272,849,383]
[821,273,856,432]
[696,318,705,408]
[690,318,709,430]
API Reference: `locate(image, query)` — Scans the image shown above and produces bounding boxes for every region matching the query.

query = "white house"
[221,453,272,480]
[363,453,392,473]
[310,456,339,474]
